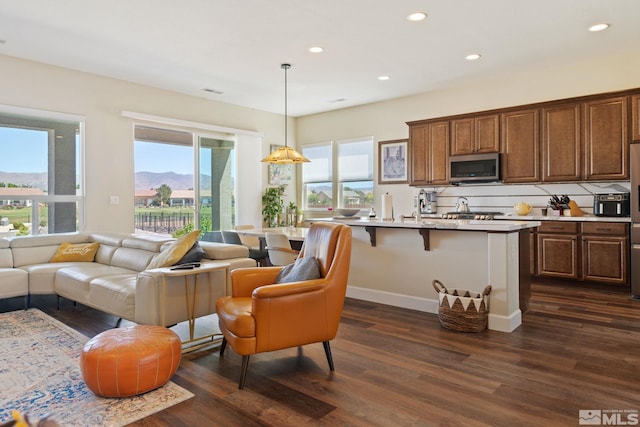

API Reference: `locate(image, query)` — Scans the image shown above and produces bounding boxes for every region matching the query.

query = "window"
[302,143,332,210]
[134,125,235,238]
[337,138,374,209]
[0,107,83,236]
[302,137,374,211]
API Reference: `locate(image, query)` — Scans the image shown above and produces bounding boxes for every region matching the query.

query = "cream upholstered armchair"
[215,222,352,389]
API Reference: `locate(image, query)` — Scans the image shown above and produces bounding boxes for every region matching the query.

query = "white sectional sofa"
[0,232,255,326]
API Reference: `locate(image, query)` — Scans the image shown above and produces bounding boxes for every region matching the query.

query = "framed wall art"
[268,144,293,185]
[378,139,408,184]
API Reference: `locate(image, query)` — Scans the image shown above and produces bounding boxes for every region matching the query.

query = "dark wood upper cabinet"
[584,96,628,180]
[408,121,449,186]
[541,102,582,182]
[450,114,499,155]
[632,94,640,142]
[501,108,540,183]
[407,88,638,186]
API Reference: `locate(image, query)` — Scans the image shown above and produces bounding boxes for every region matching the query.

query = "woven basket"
[432,280,491,332]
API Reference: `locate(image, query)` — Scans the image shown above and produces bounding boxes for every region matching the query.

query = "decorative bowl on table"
[337,208,360,217]
[513,202,532,216]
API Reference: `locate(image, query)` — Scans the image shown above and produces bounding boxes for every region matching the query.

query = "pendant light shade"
[261,63,310,164]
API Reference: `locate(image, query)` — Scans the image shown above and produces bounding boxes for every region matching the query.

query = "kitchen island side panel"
[345,226,523,331]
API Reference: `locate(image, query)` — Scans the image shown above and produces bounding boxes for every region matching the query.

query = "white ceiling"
[0,0,639,117]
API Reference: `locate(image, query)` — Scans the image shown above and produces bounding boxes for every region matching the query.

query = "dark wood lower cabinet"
[582,234,628,285]
[534,221,629,286]
[537,232,579,279]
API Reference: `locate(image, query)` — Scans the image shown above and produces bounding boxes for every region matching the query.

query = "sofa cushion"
[0,247,13,268]
[122,236,170,252]
[88,274,138,321]
[10,233,91,267]
[55,264,137,304]
[20,262,90,295]
[177,241,206,264]
[147,230,201,268]
[110,247,157,272]
[0,268,28,299]
[50,242,100,263]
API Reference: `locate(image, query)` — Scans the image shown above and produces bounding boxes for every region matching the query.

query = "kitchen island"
[309,217,540,333]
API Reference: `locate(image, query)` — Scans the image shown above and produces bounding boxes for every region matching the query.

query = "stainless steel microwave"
[449,153,500,184]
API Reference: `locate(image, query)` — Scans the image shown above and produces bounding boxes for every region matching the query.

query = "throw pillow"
[275,256,321,284]
[176,241,206,265]
[147,230,201,269]
[50,242,100,263]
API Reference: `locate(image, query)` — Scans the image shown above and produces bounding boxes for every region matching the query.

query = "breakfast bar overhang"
[310,218,540,333]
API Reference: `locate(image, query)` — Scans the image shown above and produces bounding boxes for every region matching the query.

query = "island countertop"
[309,217,540,232]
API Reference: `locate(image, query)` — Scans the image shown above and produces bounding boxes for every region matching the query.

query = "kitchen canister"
[432,280,491,332]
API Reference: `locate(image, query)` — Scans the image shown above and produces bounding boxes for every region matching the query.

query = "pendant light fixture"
[261,63,310,164]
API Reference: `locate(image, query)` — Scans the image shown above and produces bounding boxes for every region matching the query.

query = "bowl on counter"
[513,202,532,216]
[337,208,360,217]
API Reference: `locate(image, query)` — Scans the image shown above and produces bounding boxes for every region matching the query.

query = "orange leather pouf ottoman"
[80,325,182,397]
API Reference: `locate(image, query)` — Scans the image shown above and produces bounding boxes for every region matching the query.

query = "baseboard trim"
[488,310,522,333]
[346,286,438,314]
[347,286,522,333]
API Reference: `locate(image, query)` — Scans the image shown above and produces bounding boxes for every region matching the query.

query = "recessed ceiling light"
[309,46,324,53]
[589,23,610,32]
[465,53,482,61]
[407,12,427,22]
[378,75,390,81]
[202,88,223,94]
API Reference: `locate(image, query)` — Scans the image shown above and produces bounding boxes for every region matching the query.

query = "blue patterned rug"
[0,309,194,426]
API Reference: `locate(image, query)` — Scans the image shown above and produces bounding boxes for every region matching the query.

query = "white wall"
[2,47,639,233]
[296,49,640,218]
[0,54,296,233]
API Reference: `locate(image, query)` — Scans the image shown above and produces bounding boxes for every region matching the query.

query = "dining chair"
[265,232,299,265]
[216,222,352,389]
[235,224,261,250]
[201,231,224,243]
[221,230,269,266]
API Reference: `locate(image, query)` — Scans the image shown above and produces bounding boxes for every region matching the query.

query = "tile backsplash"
[411,181,631,216]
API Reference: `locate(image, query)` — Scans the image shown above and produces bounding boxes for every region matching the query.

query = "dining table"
[235,226,309,251]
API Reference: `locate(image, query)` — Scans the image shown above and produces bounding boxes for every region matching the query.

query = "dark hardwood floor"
[2,280,639,426]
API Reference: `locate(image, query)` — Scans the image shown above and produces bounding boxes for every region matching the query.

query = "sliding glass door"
[134,124,235,237]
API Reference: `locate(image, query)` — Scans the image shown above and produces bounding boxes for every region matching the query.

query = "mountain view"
[0,171,212,191]
[0,172,48,190]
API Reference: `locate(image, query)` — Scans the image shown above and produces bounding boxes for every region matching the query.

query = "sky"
[0,127,48,173]
[0,127,195,175]
[134,141,194,175]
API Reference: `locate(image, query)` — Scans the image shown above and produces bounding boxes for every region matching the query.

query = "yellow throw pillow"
[147,230,201,269]
[50,242,100,263]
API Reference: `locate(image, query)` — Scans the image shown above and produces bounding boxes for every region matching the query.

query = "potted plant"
[262,185,285,227]
[286,201,299,227]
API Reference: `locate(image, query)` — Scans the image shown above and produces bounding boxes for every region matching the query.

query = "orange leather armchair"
[216,222,352,389]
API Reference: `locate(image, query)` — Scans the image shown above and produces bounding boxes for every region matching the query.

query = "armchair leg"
[239,355,250,389]
[220,337,227,356]
[323,341,335,371]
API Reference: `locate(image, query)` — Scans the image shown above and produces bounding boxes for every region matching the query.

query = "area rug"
[0,309,194,426]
